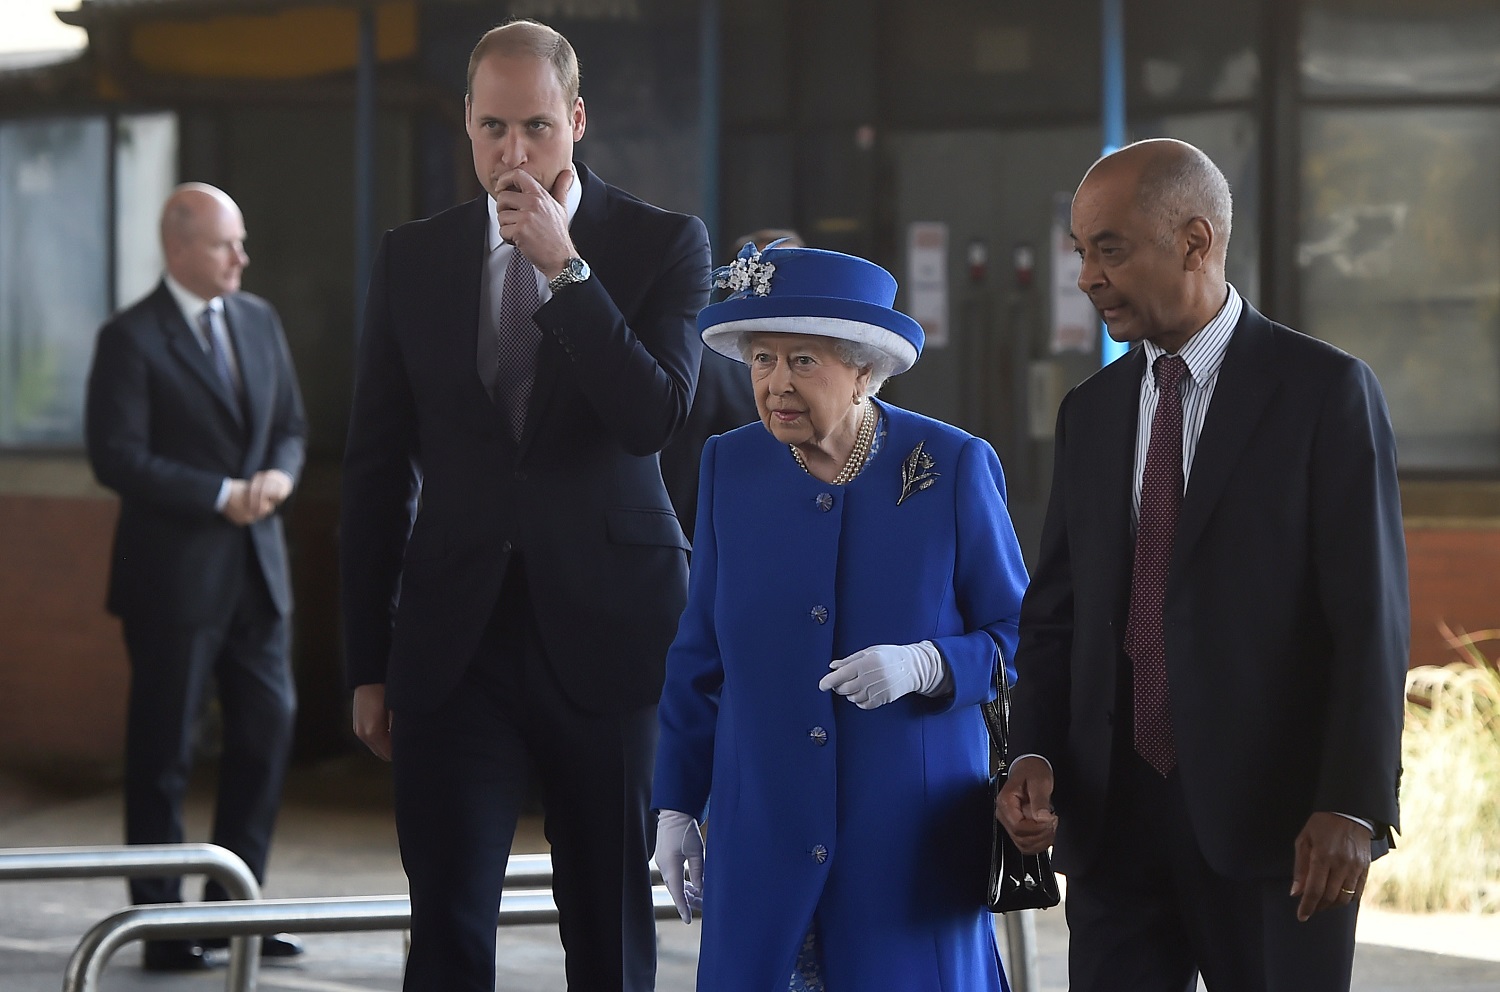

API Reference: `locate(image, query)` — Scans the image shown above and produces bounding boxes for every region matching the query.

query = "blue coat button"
[810,845,828,864]
[810,605,828,625]
[815,492,834,512]
[808,726,828,746]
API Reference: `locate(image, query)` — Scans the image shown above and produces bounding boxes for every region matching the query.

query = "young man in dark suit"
[86,183,307,971]
[340,19,709,992]
[996,139,1408,992]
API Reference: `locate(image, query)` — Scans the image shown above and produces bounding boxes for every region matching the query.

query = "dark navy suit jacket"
[660,348,758,541]
[1009,302,1408,879]
[86,282,307,626]
[340,163,710,715]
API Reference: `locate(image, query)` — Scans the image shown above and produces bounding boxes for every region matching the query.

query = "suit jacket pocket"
[605,507,690,551]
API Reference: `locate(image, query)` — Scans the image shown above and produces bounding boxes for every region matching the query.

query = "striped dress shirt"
[1133,285,1243,523]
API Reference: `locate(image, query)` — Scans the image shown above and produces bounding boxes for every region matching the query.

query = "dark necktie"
[198,306,243,411]
[496,248,543,441]
[1124,354,1189,777]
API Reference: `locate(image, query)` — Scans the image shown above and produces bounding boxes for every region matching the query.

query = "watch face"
[551,258,589,291]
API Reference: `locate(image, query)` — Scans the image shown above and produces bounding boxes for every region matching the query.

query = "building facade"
[1,0,1496,772]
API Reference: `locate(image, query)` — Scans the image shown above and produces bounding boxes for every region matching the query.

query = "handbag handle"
[980,654,1011,772]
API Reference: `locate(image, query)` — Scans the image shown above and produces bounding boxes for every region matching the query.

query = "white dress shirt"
[163,273,239,511]
[476,166,585,396]
[1133,285,1242,521]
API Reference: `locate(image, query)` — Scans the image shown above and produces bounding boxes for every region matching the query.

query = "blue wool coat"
[654,401,1028,992]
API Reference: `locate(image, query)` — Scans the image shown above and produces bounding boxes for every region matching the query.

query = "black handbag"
[982,670,1061,913]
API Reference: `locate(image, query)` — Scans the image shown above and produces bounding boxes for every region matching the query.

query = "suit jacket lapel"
[223,295,264,440]
[452,198,500,426]
[1172,304,1279,572]
[1096,350,1145,625]
[156,284,243,427]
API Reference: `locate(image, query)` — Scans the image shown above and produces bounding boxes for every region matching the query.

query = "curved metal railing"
[0,842,262,988]
[62,885,684,992]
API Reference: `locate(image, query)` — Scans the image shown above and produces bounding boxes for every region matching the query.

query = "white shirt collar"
[1142,283,1243,390]
[163,272,219,330]
[485,163,585,253]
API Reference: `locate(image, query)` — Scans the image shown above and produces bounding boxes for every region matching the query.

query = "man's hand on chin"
[494,167,576,279]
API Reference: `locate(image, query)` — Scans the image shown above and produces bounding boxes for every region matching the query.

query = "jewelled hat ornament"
[699,244,925,375]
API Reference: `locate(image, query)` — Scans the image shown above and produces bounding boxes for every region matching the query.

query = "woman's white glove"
[653,809,704,923]
[818,640,951,709]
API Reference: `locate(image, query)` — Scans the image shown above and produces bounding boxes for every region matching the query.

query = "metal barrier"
[999,910,1041,992]
[496,852,554,888]
[0,843,262,989]
[63,886,684,992]
[32,847,1038,992]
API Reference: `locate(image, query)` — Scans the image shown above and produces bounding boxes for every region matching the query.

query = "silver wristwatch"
[548,257,591,293]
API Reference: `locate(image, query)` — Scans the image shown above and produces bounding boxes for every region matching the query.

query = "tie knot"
[1154,354,1188,393]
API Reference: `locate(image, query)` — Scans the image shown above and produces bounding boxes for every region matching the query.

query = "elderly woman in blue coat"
[652,244,1029,992]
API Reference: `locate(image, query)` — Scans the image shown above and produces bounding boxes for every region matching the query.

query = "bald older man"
[997,140,1407,992]
[86,184,307,972]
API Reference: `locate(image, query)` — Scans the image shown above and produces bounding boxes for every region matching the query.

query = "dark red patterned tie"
[1125,354,1189,777]
[497,248,543,441]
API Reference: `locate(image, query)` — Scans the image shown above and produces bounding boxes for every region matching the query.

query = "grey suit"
[86,280,307,905]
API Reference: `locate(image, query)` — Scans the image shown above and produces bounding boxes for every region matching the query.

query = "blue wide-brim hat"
[699,245,925,374]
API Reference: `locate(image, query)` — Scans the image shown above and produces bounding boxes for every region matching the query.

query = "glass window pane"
[720,132,796,260]
[0,116,109,447]
[219,105,413,457]
[1300,108,1500,470]
[721,0,790,126]
[115,112,177,310]
[884,0,1100,125]
[1127,1,1262,107]
[1303,0,1500,97]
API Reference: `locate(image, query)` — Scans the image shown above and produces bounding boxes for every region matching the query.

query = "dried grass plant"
[1366,623,1500,913]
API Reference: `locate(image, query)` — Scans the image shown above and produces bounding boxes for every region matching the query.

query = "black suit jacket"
[86,282,307,625]
[340,163,710,715]
[1009,302,1408,879]
[660,348,758,540]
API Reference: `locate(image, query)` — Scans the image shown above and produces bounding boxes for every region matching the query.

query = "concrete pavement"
[1,756,1496,991]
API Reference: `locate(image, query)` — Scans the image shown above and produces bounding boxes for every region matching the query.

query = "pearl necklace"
[790,400,876,486]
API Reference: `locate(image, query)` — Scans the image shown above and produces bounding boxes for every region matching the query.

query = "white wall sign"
[906,221,949,348]
[1050,191,1095,354]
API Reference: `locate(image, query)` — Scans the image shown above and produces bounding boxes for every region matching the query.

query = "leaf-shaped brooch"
[897,441,940,506]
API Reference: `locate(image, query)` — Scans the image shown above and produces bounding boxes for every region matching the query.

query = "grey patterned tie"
[496,248,543,441]
[199,306,243,412]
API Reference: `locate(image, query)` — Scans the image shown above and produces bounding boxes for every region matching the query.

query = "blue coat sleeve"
[652,434,725,820]
[930,436,1029,709]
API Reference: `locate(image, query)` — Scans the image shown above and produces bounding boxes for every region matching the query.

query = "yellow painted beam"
[128,2,417,80]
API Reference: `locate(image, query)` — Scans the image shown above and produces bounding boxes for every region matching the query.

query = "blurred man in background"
[86,182,307,972]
